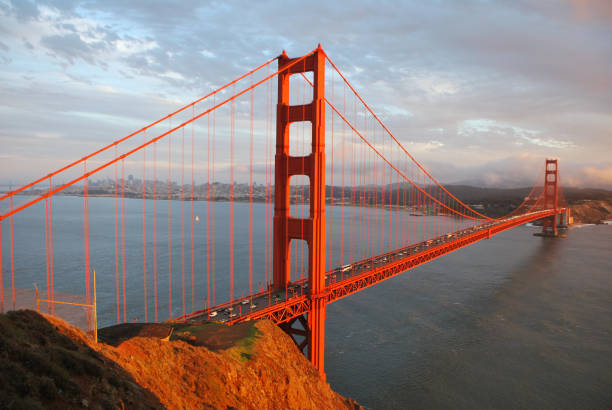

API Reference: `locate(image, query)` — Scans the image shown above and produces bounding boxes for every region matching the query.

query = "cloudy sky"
[0,0,611,188]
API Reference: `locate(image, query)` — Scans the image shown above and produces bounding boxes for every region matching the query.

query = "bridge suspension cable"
[0,45,565,368]
[319,54,549,223]
[0,50,319,222]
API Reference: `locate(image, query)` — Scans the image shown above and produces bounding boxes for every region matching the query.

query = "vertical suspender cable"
[352,97,358,260]
[249,86,254,297]
[142,134,147,322]
[395,147,400,249]
[268,71,273,287]
[329,69,334,268]
[121,158,126,322]
[0,218,3,313]
[340,83,345,266]
[264,71,270,287]
[381,148,386,252]
[45,194,50,312]
[153,141,158,321]
[191,106,195,313]
[369,122,374,257]
[373,124,378,255]
[84,161,91,328]
[9,196,14,310]
[50,181,55,313]
[211,94,216,305]
[206,103,211,308]
[229,87,235,304]
[114,147,119,323]
[181,127,185,317]
[388,146,393,252]
[168,126,173,317]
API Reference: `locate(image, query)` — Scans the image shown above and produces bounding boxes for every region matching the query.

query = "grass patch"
[224,323,262,363]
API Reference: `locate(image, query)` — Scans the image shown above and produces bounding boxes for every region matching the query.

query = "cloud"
[570,0,612,22]
[424,154,612,189]
[457,119,577,150]
[41,32,102,64]
[572,165,612,187]
[0,0,610,191]
[406,140,445,152]
[7,0,40,21]
[410,74,460,97]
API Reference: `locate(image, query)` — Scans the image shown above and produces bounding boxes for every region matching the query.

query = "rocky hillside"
[569,200,612,224]
[0,310,361,409]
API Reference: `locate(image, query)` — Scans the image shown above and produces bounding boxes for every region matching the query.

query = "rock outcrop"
[0,310,361,409]
[569,200,612,224]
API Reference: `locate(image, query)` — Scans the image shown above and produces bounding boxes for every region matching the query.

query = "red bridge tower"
[273,46,328,377]
[541,159,560,236]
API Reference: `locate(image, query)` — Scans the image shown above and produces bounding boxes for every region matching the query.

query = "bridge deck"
[182,209,562,326]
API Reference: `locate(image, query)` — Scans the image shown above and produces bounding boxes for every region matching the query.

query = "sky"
[0,0,611,189]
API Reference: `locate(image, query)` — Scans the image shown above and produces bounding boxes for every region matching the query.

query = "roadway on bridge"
[186,211,560,325]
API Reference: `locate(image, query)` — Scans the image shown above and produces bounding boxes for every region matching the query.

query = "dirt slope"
[0,309,162,409]
[0,310,361,409]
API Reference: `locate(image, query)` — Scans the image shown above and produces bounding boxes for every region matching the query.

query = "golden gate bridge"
[0,45,568,378]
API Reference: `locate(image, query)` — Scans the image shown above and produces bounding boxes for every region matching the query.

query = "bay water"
[1,196,610,408]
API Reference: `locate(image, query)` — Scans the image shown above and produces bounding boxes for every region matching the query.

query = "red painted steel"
[0,57,279,207]
[273,46,327,377]
[324,210,561,304]
[0,219,3,312]
[0,53,314,223]
[225,208,565,327]
[0,46,570,380]
[542,159,559,236]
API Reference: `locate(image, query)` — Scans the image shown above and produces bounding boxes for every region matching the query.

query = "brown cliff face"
[98,320,360,410]
[0,310,163,409]
[0,310,361,410]
[569,200,612,224]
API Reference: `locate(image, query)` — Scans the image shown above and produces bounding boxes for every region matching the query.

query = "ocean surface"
[325,222,612,409]
[1,196,611,409]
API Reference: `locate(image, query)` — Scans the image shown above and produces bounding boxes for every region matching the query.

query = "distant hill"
[442,185,612,203]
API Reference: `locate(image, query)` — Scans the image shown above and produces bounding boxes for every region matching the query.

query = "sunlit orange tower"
[273,46,327,376]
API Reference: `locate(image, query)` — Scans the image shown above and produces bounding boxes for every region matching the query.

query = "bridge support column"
[543,159,558,236]
[273,46,327,377]
[279,315,309,353]
[560,208,571,227]
[537,159,563,237]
